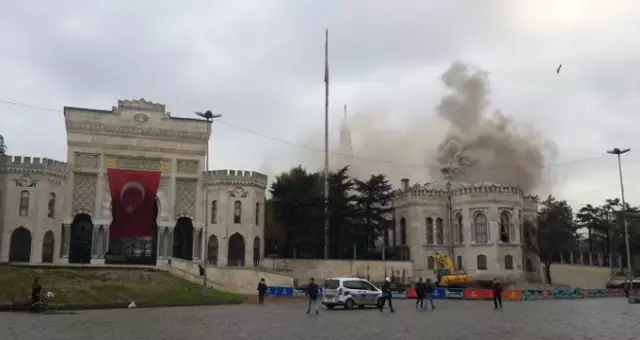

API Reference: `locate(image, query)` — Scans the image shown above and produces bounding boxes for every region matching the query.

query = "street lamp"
[606,147,633,302]
[195,110,222,294]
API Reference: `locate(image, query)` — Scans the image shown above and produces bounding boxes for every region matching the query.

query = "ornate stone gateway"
[69,214,94,264]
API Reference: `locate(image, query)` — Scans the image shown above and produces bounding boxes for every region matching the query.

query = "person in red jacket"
[491,278,503,310]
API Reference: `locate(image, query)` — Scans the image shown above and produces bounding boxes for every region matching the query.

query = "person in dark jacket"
[31,277,42,312]
[492,278,503,309]
[415,278,425,309]
[306,277,319,315]
[425,278,436,310]
[378,277,395,313]
[257,278,267,305]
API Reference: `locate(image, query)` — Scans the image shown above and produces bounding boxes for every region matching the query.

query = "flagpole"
[323,28,330,260]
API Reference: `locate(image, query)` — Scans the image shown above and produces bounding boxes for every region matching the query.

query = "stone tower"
[338,104,354,169]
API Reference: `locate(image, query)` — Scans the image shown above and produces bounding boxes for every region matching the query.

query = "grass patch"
[0,265,244,309]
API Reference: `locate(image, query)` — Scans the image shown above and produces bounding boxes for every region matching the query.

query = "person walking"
[378,277,395,313]
[492,278,503,310]
[415,278,425,309]
[305,277,319,315]
[257,278,267,305]
[424,278,436,310]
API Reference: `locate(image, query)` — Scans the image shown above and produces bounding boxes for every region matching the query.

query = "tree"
[352,174,394,258]
[327,166,357,258]
[0,134,6,156]
[528,195,577,284]
[269,166,323,257]
[576,204,599,253]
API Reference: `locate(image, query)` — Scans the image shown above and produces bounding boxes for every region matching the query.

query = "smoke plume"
[286,61,556,194]
[429,61,557,193]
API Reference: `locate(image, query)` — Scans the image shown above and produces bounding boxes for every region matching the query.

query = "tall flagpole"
[323,29,330,259]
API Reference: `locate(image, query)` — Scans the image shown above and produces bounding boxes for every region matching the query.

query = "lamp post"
[196,110,222,294]
[607,147,633,302]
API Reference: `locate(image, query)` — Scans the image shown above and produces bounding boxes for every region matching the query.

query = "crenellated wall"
[0,155,68,175]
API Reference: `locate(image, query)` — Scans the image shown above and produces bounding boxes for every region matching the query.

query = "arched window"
[435,218,444,245]
[523,220,534,247]
[473,213,488,244]
[255,202,260,225]
[210,200,217,224]
[499,211,511,243]
[477,254,488,270]
[48,193,56,218]
[19,190,29,217]
[400,217,407,245]
[427,256,435,270]
[233,201,242,224]
[505,255,514,270]
[426,217,434,244]
[456,213,464,244]
[525,258,534,272]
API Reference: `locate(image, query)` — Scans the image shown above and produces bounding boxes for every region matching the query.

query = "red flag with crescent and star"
[107,168,161,238]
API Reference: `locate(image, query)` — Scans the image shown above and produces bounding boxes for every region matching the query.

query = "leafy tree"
[352,174,394,257]
[269,166,323,257]
[528,195,577,284]
[0,134,6,156]
[327,166,357,258]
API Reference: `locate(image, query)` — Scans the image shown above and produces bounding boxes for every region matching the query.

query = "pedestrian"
[425,278,436,310]
[415,278,425,309]
[305,277,319,315]
[378,277,395,313]
[31,277,42,312]
[257,278,267,305]
[492,278,503,310]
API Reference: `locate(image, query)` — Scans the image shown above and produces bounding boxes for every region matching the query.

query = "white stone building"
[392,178,540,282]
[0,99,267,267]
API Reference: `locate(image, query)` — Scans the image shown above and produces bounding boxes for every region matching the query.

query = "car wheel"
[344,298,355,309]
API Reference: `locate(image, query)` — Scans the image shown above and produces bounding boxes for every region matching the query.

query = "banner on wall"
[503,290,522,301]
[522,289,548,301]
[445,288,464,299]
[463,289,493,300]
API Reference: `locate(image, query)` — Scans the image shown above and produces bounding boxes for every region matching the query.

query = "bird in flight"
[556,64,562,74]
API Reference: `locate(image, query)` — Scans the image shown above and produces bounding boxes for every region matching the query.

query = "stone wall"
[260,258,414,284]
[167,258,294,294]
[547,264,612,288]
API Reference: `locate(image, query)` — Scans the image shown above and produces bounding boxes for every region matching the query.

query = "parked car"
[322,277,382,310]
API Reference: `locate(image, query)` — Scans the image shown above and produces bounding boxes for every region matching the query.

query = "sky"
[1,0,640,211]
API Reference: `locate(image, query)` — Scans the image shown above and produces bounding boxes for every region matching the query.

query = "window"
[523,220,534,247]
[477,254,488,270]
[456,213,463,244]
[427,256,435,270]
[499,212,511,243]
[525,258,534,272]
[505,255,514,270]
[210,200,217,223]
[19,190,29,216]
[360,281,376,291]
[233,201,242,224]
[435,218,444,245]
[342,280,364,290]
[255,202,260,225]
[456,255,463,271]
[426,217,434,244]
[47,193,56,218]
[400,217,407,245]
[473,213,488,244]
[324,280,340,289]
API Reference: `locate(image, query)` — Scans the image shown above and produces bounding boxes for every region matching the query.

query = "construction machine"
[434,252,474,288]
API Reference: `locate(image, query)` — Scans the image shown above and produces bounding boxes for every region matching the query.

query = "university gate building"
[0,99,267,267]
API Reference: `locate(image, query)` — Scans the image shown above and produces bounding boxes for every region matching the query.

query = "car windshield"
[324,280,340,289]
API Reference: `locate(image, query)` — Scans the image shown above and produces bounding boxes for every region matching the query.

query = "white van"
[322,277,382,310]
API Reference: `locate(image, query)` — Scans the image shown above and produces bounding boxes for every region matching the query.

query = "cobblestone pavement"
[1,299,638,340]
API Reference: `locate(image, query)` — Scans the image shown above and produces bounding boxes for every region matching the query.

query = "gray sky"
[1,0,640,210]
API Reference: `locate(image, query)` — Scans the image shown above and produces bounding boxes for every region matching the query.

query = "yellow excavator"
[434,252,474,288]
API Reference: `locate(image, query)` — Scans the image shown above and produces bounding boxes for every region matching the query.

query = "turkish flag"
[107,169,161,238]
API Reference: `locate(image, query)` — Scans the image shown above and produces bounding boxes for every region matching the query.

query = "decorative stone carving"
[101,180,111,218]
[229,186,248,198]
[105,155,171,172]
[177,160,199,174]
[15,174,36,187]
[116,98,166,112]
[175,179,196,218]
[74,153,99,169]
[157,178,170,220]
[72,174,97,215]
